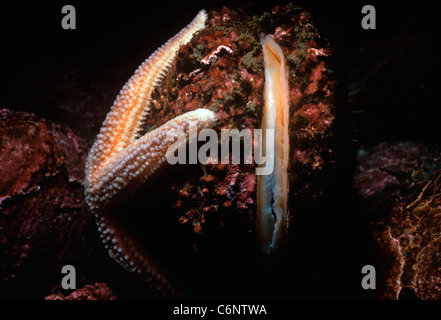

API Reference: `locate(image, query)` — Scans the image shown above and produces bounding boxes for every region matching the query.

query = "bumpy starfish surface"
[84,10,215,295]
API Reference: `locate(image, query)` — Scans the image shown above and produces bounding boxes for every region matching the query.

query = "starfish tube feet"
[85,109,216,213]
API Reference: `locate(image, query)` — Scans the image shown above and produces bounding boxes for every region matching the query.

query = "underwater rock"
[0,108,95,297]
[375,169,441,299]
[355,141,441,299]
[354,141,432,201]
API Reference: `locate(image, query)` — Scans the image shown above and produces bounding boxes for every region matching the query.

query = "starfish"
[84,10,216,295]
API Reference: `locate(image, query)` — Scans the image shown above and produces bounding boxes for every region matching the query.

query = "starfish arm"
[86,108,216,213]
[85,10,207,182]
[95,214,178,296]
[82,9,214,296]
[86,108,215,297]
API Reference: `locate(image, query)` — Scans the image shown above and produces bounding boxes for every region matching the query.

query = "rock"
[373,169,441,299]
[354,141,441,299]
[0,109,95,298]
[354,141,432,201]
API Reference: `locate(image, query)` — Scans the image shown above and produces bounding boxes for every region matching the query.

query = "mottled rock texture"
[0,109,95,298]
[355,142,441,299]
[354,142,433,201]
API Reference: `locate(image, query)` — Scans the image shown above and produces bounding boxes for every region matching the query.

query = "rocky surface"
[374,169,441,299]
[355,142,441,299]
[354,142,434,201]
[0,109,96,298]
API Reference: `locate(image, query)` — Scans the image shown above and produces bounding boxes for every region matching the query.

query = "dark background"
[1,1,441,300]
